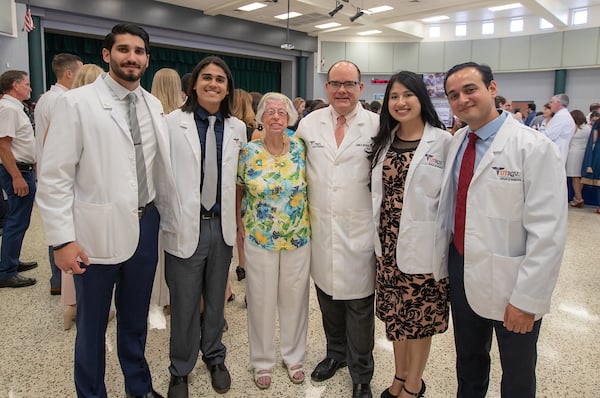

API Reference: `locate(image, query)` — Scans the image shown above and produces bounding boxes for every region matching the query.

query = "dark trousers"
[48,246,61,289]
[73,206,160,398]
[315,284,375,384]
[165,217,232,377]
[0,166,35,279]
[448,243,541,398]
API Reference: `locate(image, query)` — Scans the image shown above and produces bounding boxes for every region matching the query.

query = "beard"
[110,58,147,82]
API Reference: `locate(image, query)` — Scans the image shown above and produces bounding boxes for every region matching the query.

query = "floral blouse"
[237,136,310,251]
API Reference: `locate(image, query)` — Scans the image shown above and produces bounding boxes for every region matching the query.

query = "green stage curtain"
[43,32,281,93]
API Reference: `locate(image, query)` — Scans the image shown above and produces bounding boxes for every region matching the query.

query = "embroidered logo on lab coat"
[492,167,522,181]
[424,154,443,169]
[308,140,325,148]
[233,138,244,149]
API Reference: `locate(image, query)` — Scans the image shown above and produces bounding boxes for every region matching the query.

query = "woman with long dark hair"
[369,71,452,398]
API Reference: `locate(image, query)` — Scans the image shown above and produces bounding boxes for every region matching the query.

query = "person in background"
[230,88,262,283]
[293,96,305,120]
[369,100,382,114]
[237,92,310,390]
[441,61,567,398]
[36,23,175,397]
[162,56,246,398]
[581,119,600,214]
[524,103,536,126]
[586,102,600,124]
[34,52,83,296]
[369,71,452,398]
[180,73,192,103]
[566,110,592,208]
[151,68,182,114]
[249,91,262,114]
[530,102,553,132]
[588,110,599,126]
[147,67,183,329]
[296,60,378,398]
[544,94,576,165]
[0,70,37,289]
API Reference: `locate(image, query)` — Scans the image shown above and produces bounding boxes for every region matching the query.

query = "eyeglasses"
[264,109,288,117]
[327,80,360,90]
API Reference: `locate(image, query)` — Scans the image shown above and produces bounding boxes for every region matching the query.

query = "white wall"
[0,3,29,74]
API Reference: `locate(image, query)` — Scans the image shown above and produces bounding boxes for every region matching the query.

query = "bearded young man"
[36,23,177,398]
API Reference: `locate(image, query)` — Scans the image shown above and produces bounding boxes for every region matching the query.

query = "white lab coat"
[296,105,378,300]
[161,108,246,258]
[436,116,568,321]
[543,107,575,166]
[34,83,67,169]
[36,75,178,264]
[371,123,452,280]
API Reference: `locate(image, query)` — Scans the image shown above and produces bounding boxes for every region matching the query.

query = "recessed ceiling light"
[237,2,267,12]
[488,3,522,12]
[422,15,450,23]
[364,6,393,14]
[315,22,342,29]
[357,30,382,36]
[275,12,302,19]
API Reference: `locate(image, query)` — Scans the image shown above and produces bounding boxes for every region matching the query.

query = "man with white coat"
[439,62,567,397]
[295,60,378,398]
[161,56,246,398]
[34,52,82,295]
[36,24,176,398]
[544,93,575,165]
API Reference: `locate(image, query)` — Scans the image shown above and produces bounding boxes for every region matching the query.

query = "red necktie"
[454,132,478,256]
[335,115,346,147]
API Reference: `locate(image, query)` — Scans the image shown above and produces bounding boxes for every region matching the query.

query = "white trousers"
[245,240,310,370]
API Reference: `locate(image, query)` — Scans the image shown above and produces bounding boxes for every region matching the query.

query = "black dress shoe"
[17,261,38,272]
[125,389,163,398]
[167,375,188,398]
[209,363,231,394]
[0,274,36,288]
[353,383,373,398]
[235,265,246,281]
[310,357,347,382]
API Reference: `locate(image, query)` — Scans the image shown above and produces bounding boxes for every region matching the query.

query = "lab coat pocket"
[73,200,114,258]
[491,253,524,308]
[485,181,523,220]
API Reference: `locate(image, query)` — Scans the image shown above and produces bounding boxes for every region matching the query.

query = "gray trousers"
[315,284,375,384]
[165,217,233,376]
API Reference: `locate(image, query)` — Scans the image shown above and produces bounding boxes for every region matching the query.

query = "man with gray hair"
[544,93,575,165]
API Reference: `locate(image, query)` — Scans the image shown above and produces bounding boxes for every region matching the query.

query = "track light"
[329,2,344,17]
[350,9,364,22]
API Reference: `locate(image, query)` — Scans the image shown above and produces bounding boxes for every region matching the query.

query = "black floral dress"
[375,138,449,341]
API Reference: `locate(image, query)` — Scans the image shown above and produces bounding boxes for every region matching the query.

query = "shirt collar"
[0,94,23,106]
[195,106,223,124]
[473,109,508,141]
[331,103,360,124]
[53,83,69,92]
[103,73,141,100]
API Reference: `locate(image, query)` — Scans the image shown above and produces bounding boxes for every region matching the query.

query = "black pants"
[448,243,541,398]
[315,284,375,384]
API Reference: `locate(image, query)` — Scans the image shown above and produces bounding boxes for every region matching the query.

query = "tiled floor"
[0,205,598,397]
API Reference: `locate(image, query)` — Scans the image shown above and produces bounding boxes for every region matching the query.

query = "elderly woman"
[236,92,310,390]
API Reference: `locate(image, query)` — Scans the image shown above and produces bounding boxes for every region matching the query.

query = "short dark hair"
[327,60,362,81]
[570,109,587,127]
[180,73,193,94]
[51,53,82,78]
[445,62,494,95]
[181,56,234,117]
[527,103,536,111]
[103,23,150,54]
[495,95,506,108]
[0,70,28,93]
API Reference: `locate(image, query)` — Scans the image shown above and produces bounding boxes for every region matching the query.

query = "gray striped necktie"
[201,115,218,210]
[127,93,149,207]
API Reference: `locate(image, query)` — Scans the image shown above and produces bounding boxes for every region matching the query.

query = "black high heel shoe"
[402,380,426,397]
[235,265,246,281]
[380,375,405,398]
